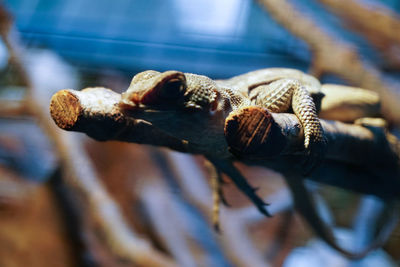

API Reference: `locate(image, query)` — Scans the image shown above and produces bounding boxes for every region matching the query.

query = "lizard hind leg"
[207,158,271,218]
[250,79,324,149]
[292,83,327,174]
[249,79,295,113]
[250,79,326,173]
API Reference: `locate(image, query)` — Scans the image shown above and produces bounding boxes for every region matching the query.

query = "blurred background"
[1,0,400,266]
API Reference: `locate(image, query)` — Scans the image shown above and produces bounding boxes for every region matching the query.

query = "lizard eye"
[159,78,185,100]
[123,71,187,106]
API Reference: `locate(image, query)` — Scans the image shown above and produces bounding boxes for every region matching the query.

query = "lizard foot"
[302,135,327,175]
[230,176,271,217]
[218,175,230,207]
[208,158,271,218]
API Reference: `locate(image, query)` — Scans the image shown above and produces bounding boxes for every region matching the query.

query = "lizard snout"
[120,71,187,109]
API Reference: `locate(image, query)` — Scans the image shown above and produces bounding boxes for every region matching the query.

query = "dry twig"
[319,0,400,69]
[0,12,176,265]
[139,178,199,267]
[257,0,400,123]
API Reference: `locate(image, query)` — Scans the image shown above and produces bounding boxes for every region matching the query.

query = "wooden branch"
[38,111,177,266]
[0,14,176,265]
[0,100,32,118]
[37,98,177,266]
[225,106,396,165]
[50,87,400,199]
[50,88,188,152]
[226,106,400,199]
[0,6,12,36]
[257,0,400,124]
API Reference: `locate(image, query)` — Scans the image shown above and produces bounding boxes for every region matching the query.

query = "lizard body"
[119,67,326,232]
[119,68,325,161]
[118,68,384,258]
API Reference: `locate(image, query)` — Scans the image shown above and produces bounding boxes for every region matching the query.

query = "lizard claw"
[209,158,272,218]
[217,174,230,207]
[225,171,271,216]
[302,136,327,175]
[244,184,271,217]
[231,177,271,217]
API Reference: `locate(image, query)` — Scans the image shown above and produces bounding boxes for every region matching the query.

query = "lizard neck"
[216,87,250,114]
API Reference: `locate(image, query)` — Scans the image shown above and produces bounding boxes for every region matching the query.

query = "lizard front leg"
[208,157,271,218]
[249,79,326,173]
[204,160,230,232]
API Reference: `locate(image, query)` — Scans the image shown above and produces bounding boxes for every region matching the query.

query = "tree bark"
[50,87,400,199]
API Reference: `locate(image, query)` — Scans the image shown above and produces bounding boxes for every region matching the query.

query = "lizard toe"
[302,136,327,175]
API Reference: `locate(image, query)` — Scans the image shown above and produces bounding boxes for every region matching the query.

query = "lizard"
[118,68,386,258]
[118,68,327,223]
[119,68,326,164]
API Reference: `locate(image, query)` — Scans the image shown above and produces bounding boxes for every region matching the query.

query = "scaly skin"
[118,68,325,223]
[118,68,386,259]
[119,69,326,162]
[249,79,324,150]
[218,68,326,163]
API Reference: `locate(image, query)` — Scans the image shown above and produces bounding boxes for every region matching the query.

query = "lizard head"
[119,70,230,153]
[119,70,219,112]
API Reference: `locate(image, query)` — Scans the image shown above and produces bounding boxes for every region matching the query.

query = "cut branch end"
[50,89,83,130]
[225,106,287,158]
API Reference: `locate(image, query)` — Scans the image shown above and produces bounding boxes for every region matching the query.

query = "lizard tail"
[285,174,399,259]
